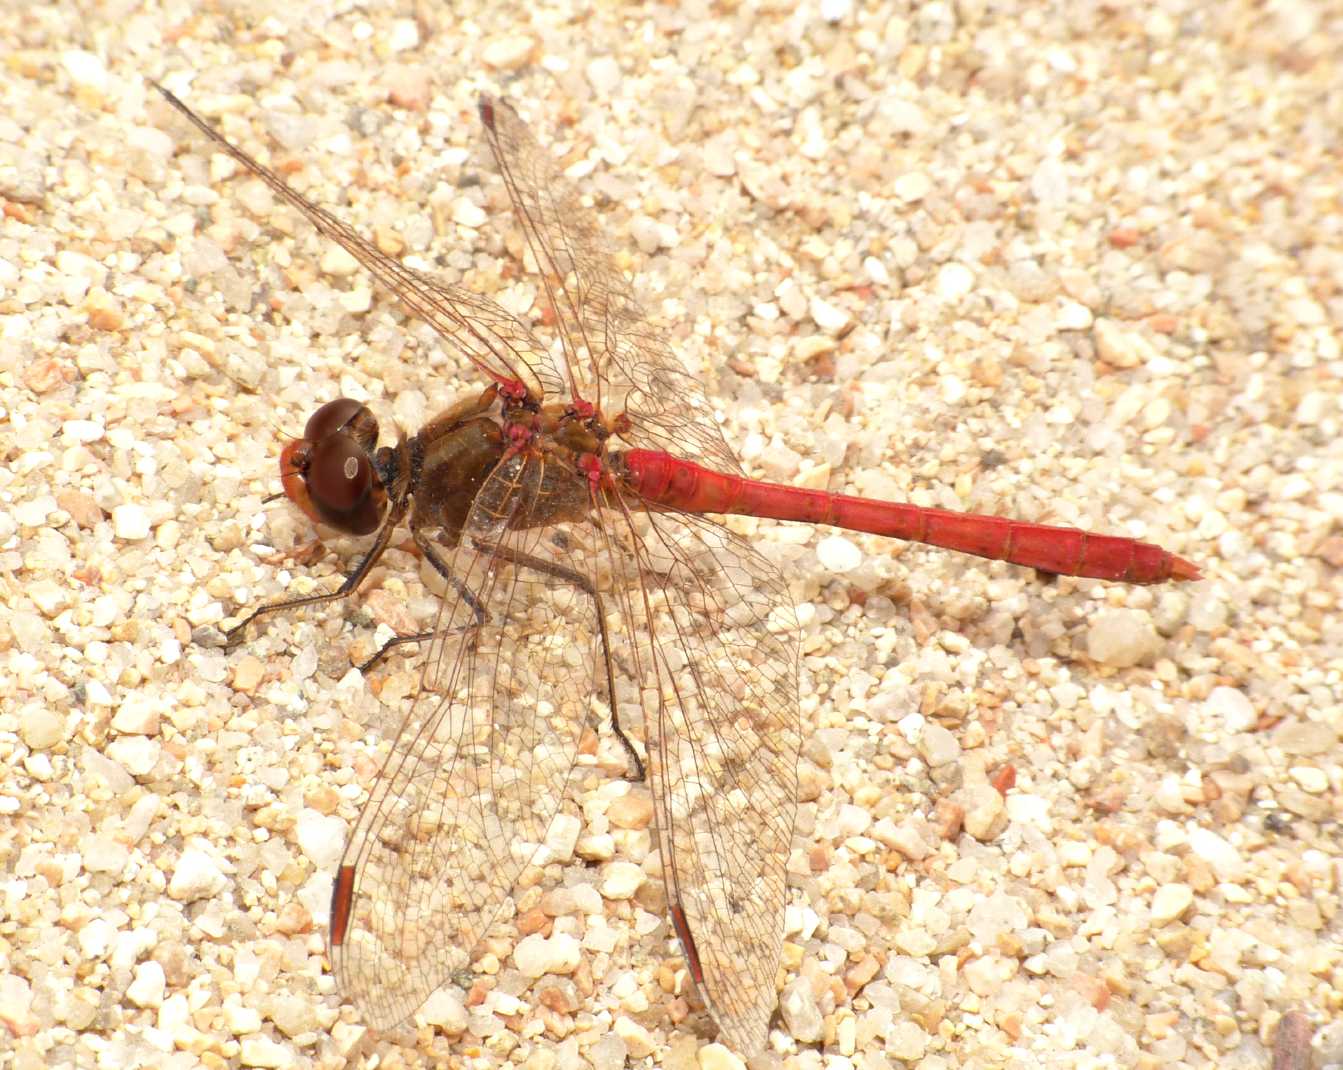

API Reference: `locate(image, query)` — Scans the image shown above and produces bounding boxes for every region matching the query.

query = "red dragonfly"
[155,84,1197,1053]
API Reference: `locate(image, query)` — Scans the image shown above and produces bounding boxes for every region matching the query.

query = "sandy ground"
[2,2,1341,1068]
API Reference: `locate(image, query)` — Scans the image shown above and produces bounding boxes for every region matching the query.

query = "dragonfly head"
[280,399,386,536]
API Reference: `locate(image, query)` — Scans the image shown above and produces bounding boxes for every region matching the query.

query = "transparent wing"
[479,97,743,474]
[329,453,604,1028]
[594,494,801,1052]
[155,85,565,400]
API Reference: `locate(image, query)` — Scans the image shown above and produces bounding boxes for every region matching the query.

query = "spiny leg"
[356,532,487,674]
[472,538,646,783]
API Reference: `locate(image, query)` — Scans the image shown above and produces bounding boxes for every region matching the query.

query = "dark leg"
[223,511,403,648]
[355,538,487,673]
[473,538,646,783]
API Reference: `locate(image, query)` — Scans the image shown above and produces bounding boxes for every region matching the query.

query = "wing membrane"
[330,454,604,1027]
[479,98,743,474]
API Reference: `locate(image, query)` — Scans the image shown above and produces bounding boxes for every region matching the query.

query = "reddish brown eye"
[306,435,380,534]
[305,398,367,443]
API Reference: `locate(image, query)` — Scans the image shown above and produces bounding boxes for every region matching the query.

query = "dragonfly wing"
[329,452,603,1028]
[478,96,742,475]
[593,494,801,1052]
[154,85,565,401]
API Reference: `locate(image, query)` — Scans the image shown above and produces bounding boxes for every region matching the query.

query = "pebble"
[936,262,975,302]
[1272,719,1337,756]
[239,1035,288,1068]
[1086,608,1161,668]
[1094,317,1155,368]
[513,932,582,978]
[112,503,151,541]
[168,846,228,902]
[607,793,654,830]
[1187,827,1246,882]
[420,989,468,1032]
[918,723,960,767]
[105,736,160,776]
[810,294,850,334]
[599,861,645,899]
[295,810,346,870]
[61,49,109,92]
[779,977,823,1041]
[586,56,623,96]
[1289,766,1328,794]
[111,693,161,736]
[817,535,862,574]
[482,36,537,71]
[127,961,166,1008]
[544,813,581,862]
[20,708,64,750]
[319,245,360,276]
[889,1021,929,1060]
[894,171,932,202]
[85,287,124,330]
[1055,299,1093,330]
[452,198,488,228]
[614,1016,657,1058]
[1151,883,1194,924]
[697,1045,746,1070]
[0,975,35,1037]
[963,783,1007,841]
[1203,686,1256,734]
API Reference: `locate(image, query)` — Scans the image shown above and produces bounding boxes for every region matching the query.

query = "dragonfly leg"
[223,505,405,648]
[356,533,487,674]
[471,538,647,783]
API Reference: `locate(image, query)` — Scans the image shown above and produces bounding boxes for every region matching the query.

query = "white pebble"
[452,198,487,228]
[420,989,468,1031]
[894,171,931,202]
[21,708,64,750]
[111,693,161,736]
[544,813,581,862]
[112,504,151,541]
[1094,318,1154,368]
[168,846,228,902]
[320,245,360,277]
[61,419,105,443]
[126,961,166,1009]
[630,215,663,254]
[1056,300,1093,330]
[698,1044,747,1070]
[296,810,346,870]
[1150,883,1194,924]
[820,0,853,21]
[61,50,109,91]
[1085,608,1160,668]
[863,256,890,286]
[1187,827,1246,882]
[224,998,263,1031]
[79,918,116,959]
[586,56,623,96]
[816,535,862,574]
[918,723,960,767]
[1202,686,1256,734]
[936,262,975,302]
[1289,766,1328,794]
[239,1035,288,1068]
[387,18,420,51]
[599,861,645,899]
[481,36,536,71]
[513,932,582,978]
[809,295,850,334]
[105,736,161,776]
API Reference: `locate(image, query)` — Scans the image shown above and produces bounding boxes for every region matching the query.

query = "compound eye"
[304,398,368,443]
[306,435,380,534]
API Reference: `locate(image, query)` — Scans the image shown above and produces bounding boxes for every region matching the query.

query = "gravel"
[3,1,1340,1067]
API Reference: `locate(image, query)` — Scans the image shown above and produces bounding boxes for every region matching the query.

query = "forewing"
[479,97,742,474]
[597,497,801,1052]
[329,454,602,1028]
[155,85,565,400]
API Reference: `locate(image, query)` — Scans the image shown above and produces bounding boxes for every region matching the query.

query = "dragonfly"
[153,82,1198,1054]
